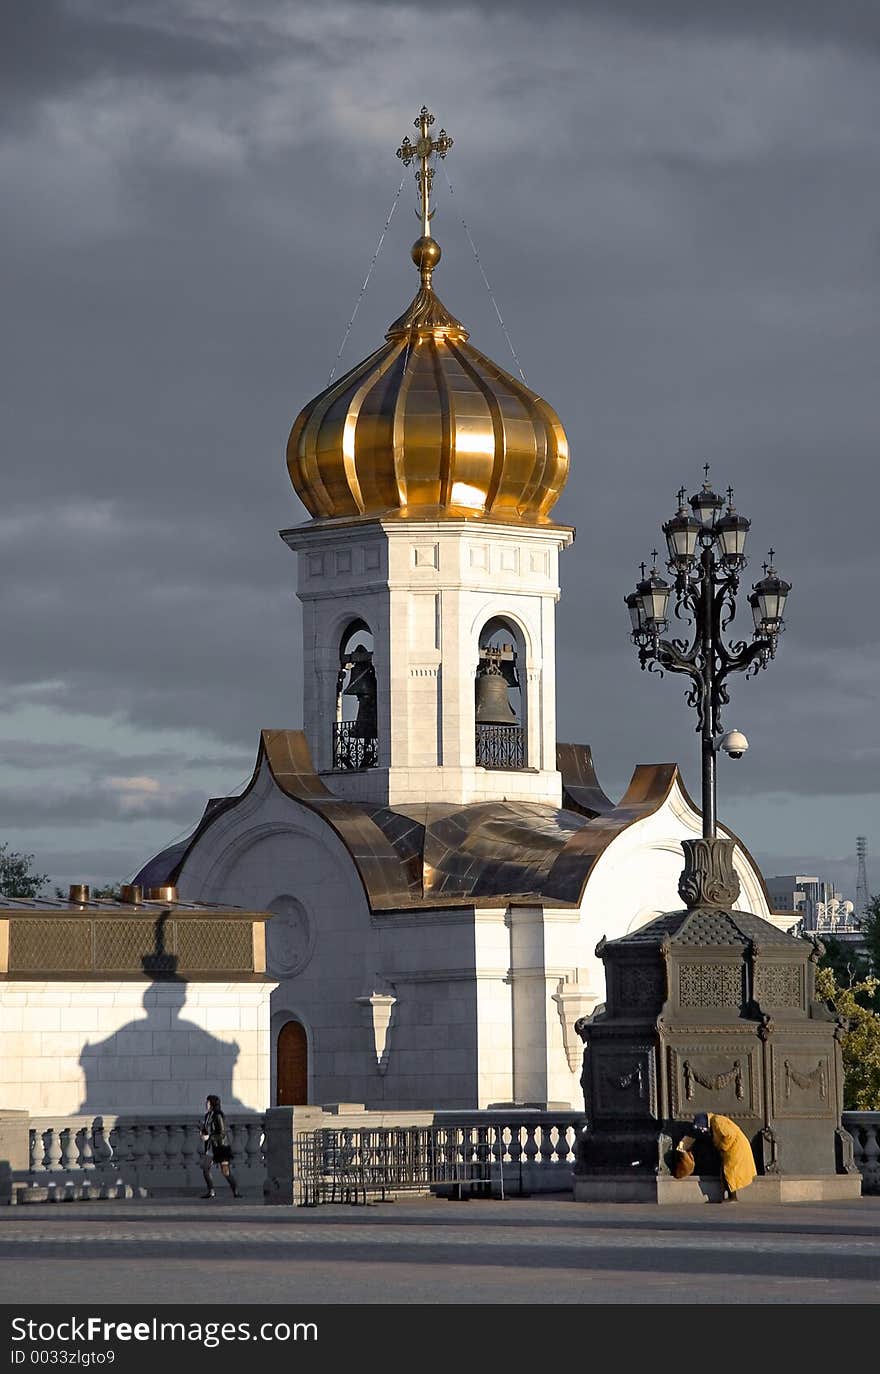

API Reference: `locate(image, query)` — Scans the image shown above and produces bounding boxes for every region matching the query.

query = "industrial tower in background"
[856,836,870,917]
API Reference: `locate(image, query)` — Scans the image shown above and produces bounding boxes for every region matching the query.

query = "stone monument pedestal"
[572,839,862,1206]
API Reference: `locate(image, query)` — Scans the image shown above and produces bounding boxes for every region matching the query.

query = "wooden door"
[276,1020,308,1105]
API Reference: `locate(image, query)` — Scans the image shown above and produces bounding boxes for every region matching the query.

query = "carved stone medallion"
[266,895,313,978]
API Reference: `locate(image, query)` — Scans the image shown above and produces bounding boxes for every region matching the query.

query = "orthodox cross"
[396,106,453,237]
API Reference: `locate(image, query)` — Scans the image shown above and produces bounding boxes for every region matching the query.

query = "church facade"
[135,108,783,1112]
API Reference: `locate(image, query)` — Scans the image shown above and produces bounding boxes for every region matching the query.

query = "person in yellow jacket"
[693,1112,757,1201]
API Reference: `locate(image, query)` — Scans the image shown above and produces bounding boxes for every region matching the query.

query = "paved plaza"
[1,1193,879,1305]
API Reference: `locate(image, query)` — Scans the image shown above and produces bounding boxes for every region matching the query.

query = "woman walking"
[200,1094,242,1198]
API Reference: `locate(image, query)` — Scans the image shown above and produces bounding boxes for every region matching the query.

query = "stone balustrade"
[9,1108,879,1202]
[433,1111,585,1195]
[15,1114,265,1201]
[842,1112,880,1194]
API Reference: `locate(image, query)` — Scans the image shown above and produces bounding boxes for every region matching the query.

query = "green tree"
[0,843,48,899]
[816,965,880,1109]
[819,935,870,991]
[859,895,880,978]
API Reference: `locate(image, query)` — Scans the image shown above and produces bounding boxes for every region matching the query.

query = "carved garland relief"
[770,1048,833,1118]
[593,1049,655,1118]
[668,1045,759,1117]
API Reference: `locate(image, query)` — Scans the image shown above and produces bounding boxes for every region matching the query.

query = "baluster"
[111,1124,133,1195]
[438,1124,449,1177]
[508,1124,524,1165]
[472,1124,485,1183]
[563,1121,578,1164]
[456,1127,467,1177]
[497,1121,511,1165]
[849,1123,864,1171]
[228,1122,245,1175]
[245,1121,262,1175]
[130,1124,148,1182]
[522,1123,539,1169]
[149,1124,168,1172]
[165,1124,184,1173]
[553,1121,568,1164]
[57,1127,73,1172]
[862,1121,880,1193]
[538,1123,555,1168]
[44,1128,62,1172]
[79,1125,94,1171]
[180,1123,198,1178]
[110,1123,132,1168]
[92,1119,112,1168]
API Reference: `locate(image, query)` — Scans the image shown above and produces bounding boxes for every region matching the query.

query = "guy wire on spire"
[326,175,407,386]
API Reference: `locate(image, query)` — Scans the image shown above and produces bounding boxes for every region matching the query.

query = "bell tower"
[281,107,573,808]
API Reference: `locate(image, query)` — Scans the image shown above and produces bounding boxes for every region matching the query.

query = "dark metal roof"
[603,905,806,950]
[135,731,750,915]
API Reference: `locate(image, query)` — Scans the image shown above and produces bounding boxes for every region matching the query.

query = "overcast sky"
[1,0,877,900]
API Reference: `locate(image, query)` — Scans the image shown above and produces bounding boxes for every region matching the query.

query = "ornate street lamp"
[627,467,791,841]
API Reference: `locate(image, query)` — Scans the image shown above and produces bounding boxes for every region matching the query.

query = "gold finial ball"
[411,236,441,273]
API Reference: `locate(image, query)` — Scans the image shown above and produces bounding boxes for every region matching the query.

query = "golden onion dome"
[287,109,569,525]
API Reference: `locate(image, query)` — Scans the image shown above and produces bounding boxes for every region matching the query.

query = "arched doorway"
[276,1020,308,1105]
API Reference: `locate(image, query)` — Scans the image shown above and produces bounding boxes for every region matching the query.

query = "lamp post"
[626,468,791,841]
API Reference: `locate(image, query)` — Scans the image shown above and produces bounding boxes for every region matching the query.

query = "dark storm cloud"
[468,0,880,54]
[0,1,253,128]
[0,737,252,774]
[0,0,877,888]
[0,780,209,829]
[18,842,166,886]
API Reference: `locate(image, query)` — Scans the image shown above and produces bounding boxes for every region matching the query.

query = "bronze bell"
[343,644,378,739]
[475,661,517,724]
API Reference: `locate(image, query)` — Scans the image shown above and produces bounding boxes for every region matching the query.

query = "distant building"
[765,875,859,933]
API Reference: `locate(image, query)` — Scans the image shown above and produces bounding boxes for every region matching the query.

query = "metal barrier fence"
[294,1124,503,1206]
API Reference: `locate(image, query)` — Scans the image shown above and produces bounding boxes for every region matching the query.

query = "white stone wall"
[178,762,489,1109]
[282,517,574,807]
[0,980,272,1115]
[171,759,775,1113]
[473,911,514,1108]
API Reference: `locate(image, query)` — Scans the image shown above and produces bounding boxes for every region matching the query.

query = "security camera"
[716,729,749,759]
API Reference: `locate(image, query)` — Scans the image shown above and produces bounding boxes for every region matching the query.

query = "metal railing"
[475,723,524,770]
[294,1124,504,1206]
[332,722,378,770]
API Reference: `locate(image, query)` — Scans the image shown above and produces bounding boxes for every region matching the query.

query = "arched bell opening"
[475,616,526,769]
[333,620,378,770]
